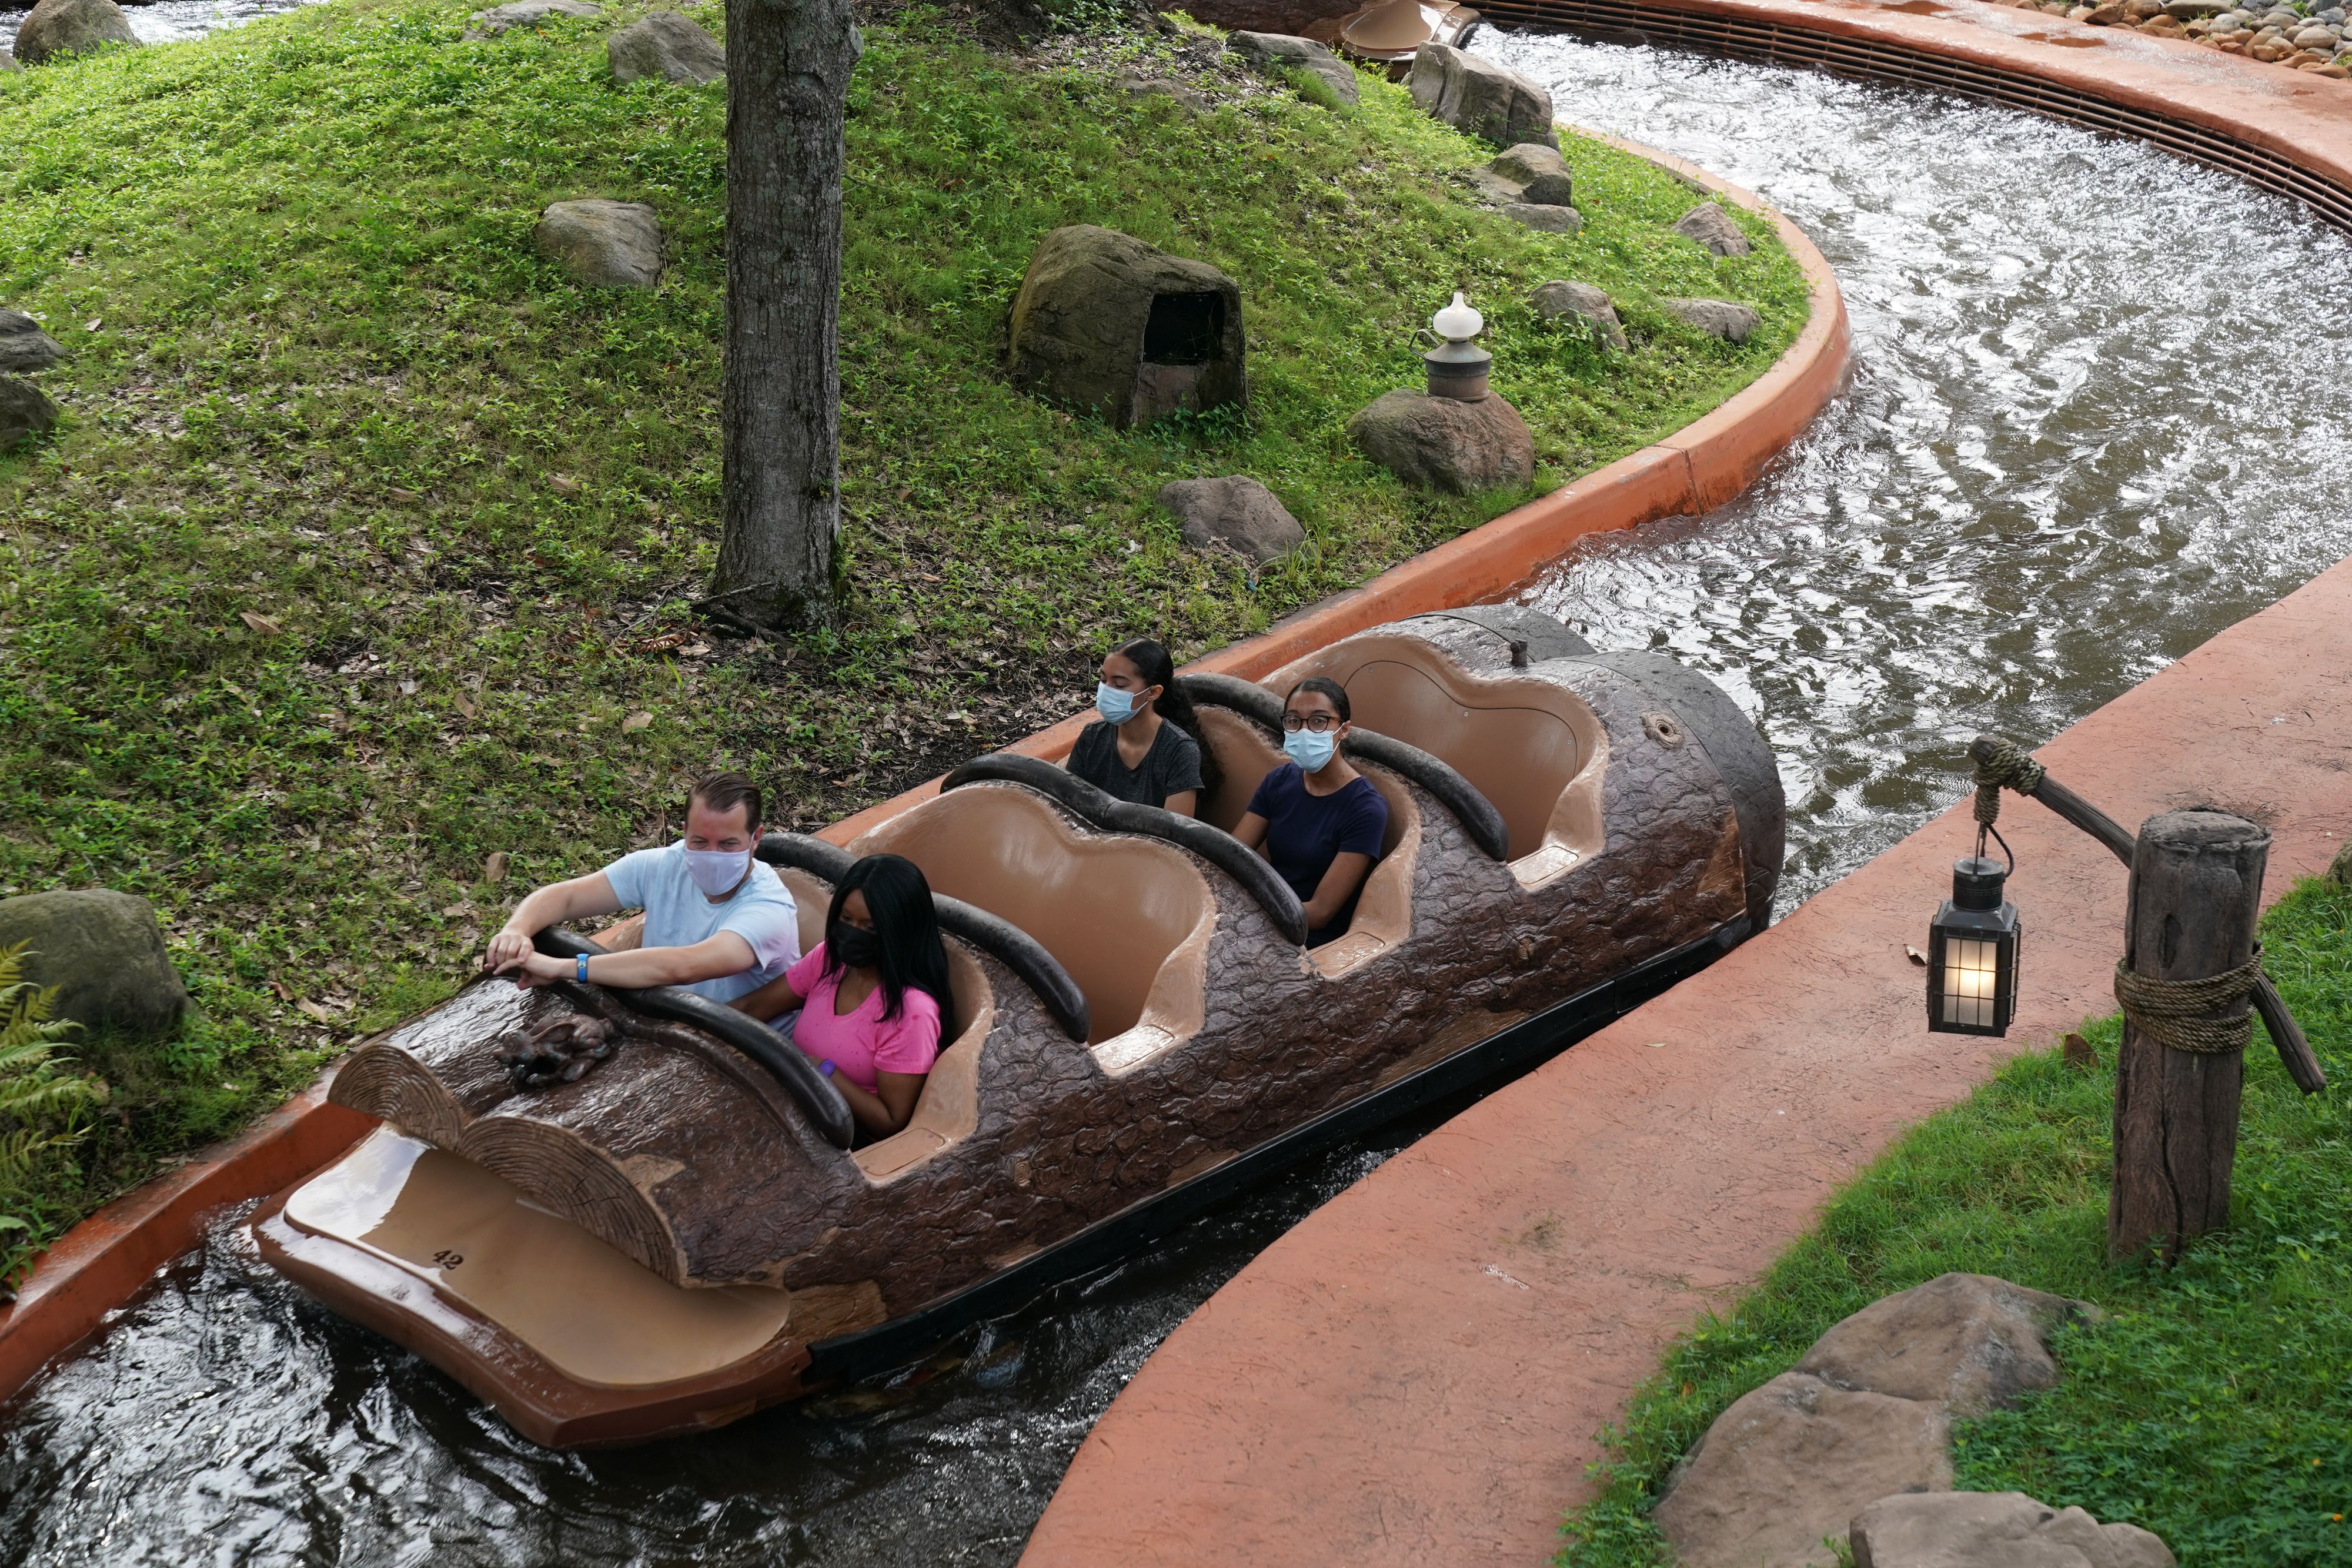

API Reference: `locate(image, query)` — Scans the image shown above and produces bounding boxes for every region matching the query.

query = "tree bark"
[715,0,861,630]
[2108,809,2268,1265]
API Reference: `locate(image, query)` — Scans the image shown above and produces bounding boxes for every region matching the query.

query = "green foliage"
[0,3,1802,1252]
[1559,878,2352,1565]
[0,945,103,1284]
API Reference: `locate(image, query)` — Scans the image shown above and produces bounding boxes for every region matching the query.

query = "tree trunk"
[715,0,861,630]
[2108,809,2268,1264]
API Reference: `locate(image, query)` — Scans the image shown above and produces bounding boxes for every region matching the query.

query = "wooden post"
[2108,810,2269,1264]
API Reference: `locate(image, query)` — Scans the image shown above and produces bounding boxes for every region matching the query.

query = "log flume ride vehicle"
[254,605,1784,1447]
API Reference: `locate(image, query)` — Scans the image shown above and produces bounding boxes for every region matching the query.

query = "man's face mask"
[684,845,751,897]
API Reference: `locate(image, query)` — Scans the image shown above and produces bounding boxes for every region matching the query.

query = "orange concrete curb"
[0,1074,374,1408]
[1022,554,2352,1568]
[820,132,1849,846]
[0,137,1845,1415]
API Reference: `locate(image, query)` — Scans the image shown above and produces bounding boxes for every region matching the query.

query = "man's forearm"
[582,936,756,989]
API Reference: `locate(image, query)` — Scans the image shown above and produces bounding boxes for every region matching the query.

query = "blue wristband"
[576,954,590,984]
[818,1059,837,1078]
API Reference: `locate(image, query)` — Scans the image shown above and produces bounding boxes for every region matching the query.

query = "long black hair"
[823,853,953,1031]
[1115,637,1222,796]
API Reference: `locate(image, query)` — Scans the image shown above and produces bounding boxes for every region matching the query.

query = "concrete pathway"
[1024,553,2352,1565]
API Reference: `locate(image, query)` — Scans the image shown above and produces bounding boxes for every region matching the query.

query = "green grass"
[0,3,1806,1273]
[1559,876,2352,1565]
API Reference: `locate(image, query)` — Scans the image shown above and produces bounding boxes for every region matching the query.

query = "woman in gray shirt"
[1067,638,1218,814]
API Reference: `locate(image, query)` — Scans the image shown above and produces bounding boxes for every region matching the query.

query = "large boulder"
[1005,225,1247,430]
[1492,142,1574,206]
[0,890,190,1042]
[465,0,599,38]
[1531,280,1627,350]
[1227,31,1358,105]
[607,11,724,84]
[1347,389,1534,495]
[1850,1492,2176,1568]
[535,199,664,288]
[1408,42,1556,149]
[1795,1272,2096,1419]
[1157,476,1304,563]
[11,0,141,65]
[0,377,58,452]
[0,310,65,374]
[1667,296,1763,343]
[1674,202,1753,257]
[1653,1372,1952,1568]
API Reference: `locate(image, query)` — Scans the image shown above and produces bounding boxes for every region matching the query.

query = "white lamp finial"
[1431,290,1483,343]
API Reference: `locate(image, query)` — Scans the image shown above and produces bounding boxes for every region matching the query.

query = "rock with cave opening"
[1005,226,1247,431]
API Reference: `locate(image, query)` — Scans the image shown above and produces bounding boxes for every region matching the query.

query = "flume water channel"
[8,35,2352,1568]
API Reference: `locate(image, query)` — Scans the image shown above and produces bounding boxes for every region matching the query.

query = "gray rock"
[1654,1372,1952,1568]
[1492,141,1574,206]
[0,376,58,452]
[1503,202,1582,235]
[1006,225,1247,430]
[0,890,191,1042]
[0,310,65,375]
[1227,30,1359,105]
[1673,202,1752,257]
[1461,167,1526,204]
[1408,42,1556,149]
[2293,22,2340,42]
[535,199,663,289]
[1850,1492,2176,1568]
[1157,476,1305,563]
[1530,279,1627,349]
[465,0,599,38]
[2328,834,2352,887]
[1667,296,1763,342]
[1795,1272,2098,1419]
[1,46,17,69]
[2164,0,2234,15]
[1347,388,1534,495]
[607,11,724,83]
[1114,73,1211,112]
[11,0,140,65]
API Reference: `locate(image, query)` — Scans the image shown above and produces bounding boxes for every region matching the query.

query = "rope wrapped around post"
[2112,952,2263,1056]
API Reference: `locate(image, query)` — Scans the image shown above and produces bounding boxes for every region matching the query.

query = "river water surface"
[6,32,2352,1568]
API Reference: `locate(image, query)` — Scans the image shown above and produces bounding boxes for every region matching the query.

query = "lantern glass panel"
[1940,937,2003,1028]
[1925,855,2020,1038]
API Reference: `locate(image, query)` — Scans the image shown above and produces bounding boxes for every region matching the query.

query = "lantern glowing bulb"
[1431,291,1484,343]
[1926,855,2022,1037]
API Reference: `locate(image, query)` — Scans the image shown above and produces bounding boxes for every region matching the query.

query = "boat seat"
[593,877,995,1183]
[851,785,1215,1054]
[1192,706,1420,977]
[1268,634,1607,875]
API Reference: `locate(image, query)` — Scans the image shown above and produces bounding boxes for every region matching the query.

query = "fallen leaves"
[549,474,583,497]
[622,710,653,733]
[483,851,510,884]
[1905,945,1929,966]
[239,610,284,636]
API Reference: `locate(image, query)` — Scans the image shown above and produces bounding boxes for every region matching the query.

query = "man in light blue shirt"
[486,772,800,1003]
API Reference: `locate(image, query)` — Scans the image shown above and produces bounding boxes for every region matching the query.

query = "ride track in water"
[8,11,2352,1567]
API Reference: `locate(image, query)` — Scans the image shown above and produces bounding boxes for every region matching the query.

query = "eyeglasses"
[1281,713,1343,733]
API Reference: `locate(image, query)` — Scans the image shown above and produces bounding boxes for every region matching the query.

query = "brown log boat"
[253,605,1783,1447]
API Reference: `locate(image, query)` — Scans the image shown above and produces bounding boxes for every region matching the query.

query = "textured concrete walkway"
[1025,551,2352,1565]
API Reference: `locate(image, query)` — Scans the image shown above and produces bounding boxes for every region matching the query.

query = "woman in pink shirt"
[732,854,949,1138]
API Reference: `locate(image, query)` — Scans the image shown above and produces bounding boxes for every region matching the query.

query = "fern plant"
[0,942,104,1290]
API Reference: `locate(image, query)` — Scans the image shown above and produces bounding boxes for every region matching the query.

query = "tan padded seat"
[851,784,1214,1048]
[1268,635,1607,867]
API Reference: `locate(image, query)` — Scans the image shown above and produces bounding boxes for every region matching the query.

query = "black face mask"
[828,920,882,970]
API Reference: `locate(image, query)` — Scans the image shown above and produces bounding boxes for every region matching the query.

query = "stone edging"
[0,132,1848,1411]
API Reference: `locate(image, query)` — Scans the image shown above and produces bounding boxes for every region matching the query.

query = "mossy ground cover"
[1560,876,2352,1565]
[0,4,1806,1271]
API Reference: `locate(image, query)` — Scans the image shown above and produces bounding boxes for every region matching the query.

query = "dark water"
[1,0,323,56]
[10,35,2352,1568]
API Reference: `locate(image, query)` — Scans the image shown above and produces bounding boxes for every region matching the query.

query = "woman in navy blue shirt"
[1234,677,1388,947]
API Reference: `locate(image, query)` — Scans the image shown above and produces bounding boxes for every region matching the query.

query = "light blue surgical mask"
[1095,682,1144,724]
[1283,727,1338,774]
[684,846,751,898]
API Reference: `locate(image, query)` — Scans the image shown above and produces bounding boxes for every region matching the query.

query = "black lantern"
[1926,855,2021,1036]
